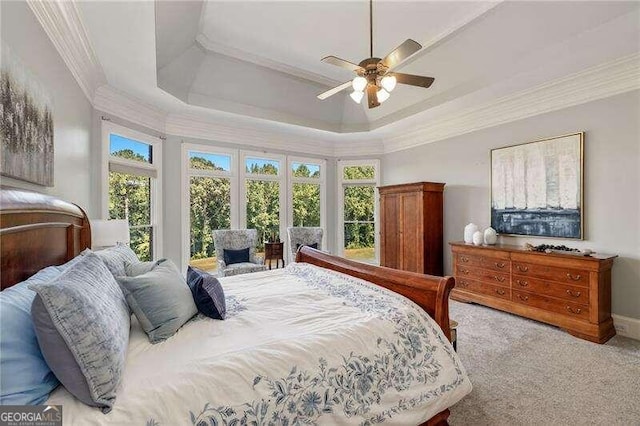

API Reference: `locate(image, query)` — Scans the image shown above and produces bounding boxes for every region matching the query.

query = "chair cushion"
[95,243,139,277]
[223,247,250,266]
[29,252,130,413]
[222,262,268,277]
[186,267,226,320]
[116,259,197,344]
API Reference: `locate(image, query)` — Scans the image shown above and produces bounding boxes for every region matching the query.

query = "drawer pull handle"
[460,256,469,262]
[566,289,582,298]
[566,306,582,315]
[516,265,529,272]
[496,288,506,296]
[566,273,582,281]
[516,279,528,287]
[460,269,470,275]
[494,275,506,283]
[495,262,506,269]
[517,294,529,301]
[458,280,469,288]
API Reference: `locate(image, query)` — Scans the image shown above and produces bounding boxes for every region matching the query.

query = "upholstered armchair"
[212,229,267,277]
[287,227,324,262]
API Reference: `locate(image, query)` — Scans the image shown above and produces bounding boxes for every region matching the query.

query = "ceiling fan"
[317,0,434,108]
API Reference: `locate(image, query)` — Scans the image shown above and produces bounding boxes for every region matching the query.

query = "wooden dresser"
[379,182,444,276]
[450,242,617,343]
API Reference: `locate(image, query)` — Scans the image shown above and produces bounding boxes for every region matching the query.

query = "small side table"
[264,242,285,270]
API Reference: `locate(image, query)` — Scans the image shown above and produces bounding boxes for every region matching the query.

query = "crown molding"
[383,53,640,153]
[165,112,337,157]
[196,34,341,88]
[27,0,106,102]
[94,86,167,133]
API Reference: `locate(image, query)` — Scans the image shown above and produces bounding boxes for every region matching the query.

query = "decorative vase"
[484,227,498,245]
[464,223,479,244]
[472,231,483,246]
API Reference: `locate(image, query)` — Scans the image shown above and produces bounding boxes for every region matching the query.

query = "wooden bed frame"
[0,187,454,426]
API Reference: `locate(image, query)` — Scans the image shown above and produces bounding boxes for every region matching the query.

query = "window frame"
[287,156,327,260]
[337,159,380,264]
[101,121,163,259]
[181,143,239,270]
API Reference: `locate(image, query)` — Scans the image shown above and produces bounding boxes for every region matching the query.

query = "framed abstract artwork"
[0,43,54,186]
[491,132,584,239]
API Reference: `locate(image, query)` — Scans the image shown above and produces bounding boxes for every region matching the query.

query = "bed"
[0,187,471,425]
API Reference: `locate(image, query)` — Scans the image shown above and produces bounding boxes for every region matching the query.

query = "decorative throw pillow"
[124,258,167,277]
[95,243,139,277]
[186,267,226,320]
[29,252,130,413]
[0,267,62,405]
[116,260,197,343]
[296,242,319,251]
[223,247,250,265]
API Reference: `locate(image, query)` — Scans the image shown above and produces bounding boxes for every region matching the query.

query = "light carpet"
[448,300,640,425]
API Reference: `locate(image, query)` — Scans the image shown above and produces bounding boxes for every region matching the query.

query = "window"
[241,152,285,254]
[288,158,326,249]
[183,146,238,272]
[102,122,162,261]
[338,160,380,264]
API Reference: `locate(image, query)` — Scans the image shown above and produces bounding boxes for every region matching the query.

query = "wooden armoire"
[379,182,444,276]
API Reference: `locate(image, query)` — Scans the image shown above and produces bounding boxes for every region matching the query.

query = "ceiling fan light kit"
[317,0,434,109]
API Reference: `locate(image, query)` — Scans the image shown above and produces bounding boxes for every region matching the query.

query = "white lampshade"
[377,88,390,103]
[91,219,130,248]
[350,90,364,104]
[352,76,367,92]
[381,75,397,92]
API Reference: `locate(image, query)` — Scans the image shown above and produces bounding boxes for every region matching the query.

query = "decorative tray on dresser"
[449,242,617,343]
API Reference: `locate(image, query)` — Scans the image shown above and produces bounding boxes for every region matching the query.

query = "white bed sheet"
[47,263,471,425]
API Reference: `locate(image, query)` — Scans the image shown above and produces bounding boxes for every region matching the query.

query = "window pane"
[343,165,375,180]
[344,186,374,221]
[245,157,279,175]
[292,183,320,227]
[292,162,320,178]
[110,134,151,163]
[130,226,152,262]
[189,176,231,272]
[108,171,151,226]
[189,151,231,172]
[246,179,280,251]
[344,223,375,262]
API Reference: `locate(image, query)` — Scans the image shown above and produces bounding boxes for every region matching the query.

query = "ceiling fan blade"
[317,81,352,100]
[321,56,364,72]
[381,39,422,70]
[394,73,435,88]
[367,85,380,109]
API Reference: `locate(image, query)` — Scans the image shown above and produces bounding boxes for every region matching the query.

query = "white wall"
[382,90,640,320]
[1,2,94,216]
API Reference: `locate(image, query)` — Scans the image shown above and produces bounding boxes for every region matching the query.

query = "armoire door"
[399,192,423,272]
[380,194,401,269]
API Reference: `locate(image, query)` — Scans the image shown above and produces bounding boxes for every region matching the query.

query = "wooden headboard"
[0,187,91,290]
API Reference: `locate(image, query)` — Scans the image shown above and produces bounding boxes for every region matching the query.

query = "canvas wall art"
[0,42,54,186]
[491,132,584,239]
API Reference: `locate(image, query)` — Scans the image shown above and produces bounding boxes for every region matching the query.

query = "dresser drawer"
[512,261,589,287]
[456,253,510,273]
[456,265,510,287]
[512,290,589,319]
[513,275,589,304]
[456,277,511,300]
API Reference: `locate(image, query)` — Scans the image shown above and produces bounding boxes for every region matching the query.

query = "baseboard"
[612,314,640,341]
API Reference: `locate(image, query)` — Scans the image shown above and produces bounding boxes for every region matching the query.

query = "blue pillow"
[186,267,226,320]
[223,247,250,265]
[0,267,62,405]
[296,242,318,251]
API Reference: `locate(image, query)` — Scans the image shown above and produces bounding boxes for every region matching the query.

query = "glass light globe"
[381,75,397,92]
[350,90,364,104]
[352,76,367,92]
[377,88,390,103]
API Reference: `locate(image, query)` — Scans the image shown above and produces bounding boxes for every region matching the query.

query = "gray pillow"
[29,252,130,413]
[124,258,167,277]
[116,259,197,344]
[95,243,139,277]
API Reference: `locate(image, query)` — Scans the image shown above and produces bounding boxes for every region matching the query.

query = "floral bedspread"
[47,263,471,425]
